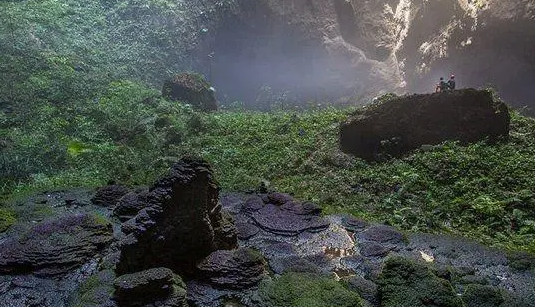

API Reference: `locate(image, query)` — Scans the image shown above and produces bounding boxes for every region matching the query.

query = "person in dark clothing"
[448,75,456,90]
[435,77,449,92]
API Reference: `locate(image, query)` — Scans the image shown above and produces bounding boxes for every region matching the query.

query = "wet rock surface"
[340,89,510,161]
[0,213,113,276]
[0,186,534,307]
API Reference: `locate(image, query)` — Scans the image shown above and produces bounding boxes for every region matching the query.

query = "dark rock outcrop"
[162,72,217,111]
[359,225,405,244]
[116,158,237,276]
[91,185,130,208]
[197,248,267,289]
[251,204,329,236]
[112,189,149,222]
[114,267,187,307]
[0,213,113,276]
[340,89,510,161]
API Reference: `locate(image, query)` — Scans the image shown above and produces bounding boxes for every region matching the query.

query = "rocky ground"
[0,158,534,307]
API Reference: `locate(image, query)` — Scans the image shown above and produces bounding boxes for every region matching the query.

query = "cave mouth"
[197,4,350,109]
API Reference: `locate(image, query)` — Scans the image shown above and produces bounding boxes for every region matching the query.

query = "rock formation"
[197,248,267,289]
[91,184,131,208]
[162,72,217,111]
[114,267,188,307]
[0,213,113,276]
[116,157,237,276]
[112,189,149,222]
[339,88,510,161]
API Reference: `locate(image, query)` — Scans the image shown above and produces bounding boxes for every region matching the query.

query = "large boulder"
[196,248,267,289]
[116,158,237,276]
[377,257,464,307]
[340,89,510,161]
[162,72,217,111]
[0,213,113,276]
[114,267,188,307]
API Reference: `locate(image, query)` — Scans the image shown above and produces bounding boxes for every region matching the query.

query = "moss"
[70,270,115,307]
[462,284,503,307]
[258,272,363,307]
[0,207,16,232]
[170,72,211,92]
[377,257,463,307]
[507,251,535,272]
[90,212,111,227]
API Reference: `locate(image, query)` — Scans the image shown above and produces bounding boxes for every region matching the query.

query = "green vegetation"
[0,207,16,232]
[69,270,115,307]
[258,272,363,307]
[462,284,503,307]
[377,257,463,307]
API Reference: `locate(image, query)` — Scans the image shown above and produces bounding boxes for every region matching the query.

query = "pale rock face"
[189,0,534,105]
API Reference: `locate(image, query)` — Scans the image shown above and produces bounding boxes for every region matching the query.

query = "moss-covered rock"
[507,251,535,272]
[0,207,16,232]
[462,284,503,307]
[377,257,463,307]
[258,272,363,307]
[69,269,116,307]
[162,72,217,111]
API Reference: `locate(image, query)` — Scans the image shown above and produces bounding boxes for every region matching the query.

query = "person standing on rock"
[448,75,456,90]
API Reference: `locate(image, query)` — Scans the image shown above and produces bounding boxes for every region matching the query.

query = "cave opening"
[195,3,337,109]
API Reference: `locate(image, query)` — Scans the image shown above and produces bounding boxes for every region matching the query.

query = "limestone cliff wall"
[190,0,534,106]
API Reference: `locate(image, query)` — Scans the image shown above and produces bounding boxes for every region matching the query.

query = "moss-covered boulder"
[258,272,363,307]
[114,267,187,307]
[507,251,535,272]
[340,89,510,161]
[377,257,463,307]
[462,284,504,307]
[162,72,217,111]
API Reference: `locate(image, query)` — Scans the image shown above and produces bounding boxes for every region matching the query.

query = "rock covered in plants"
[70,269,116,307]
[257,272,363,307]
[377,257,463,307]
[162,72,217,111]
[340,89,510,161]
[0,213,113,276]
[114,267,187,307]
[197,247,267,289]
[462,284,503,307]
[116,157,237,276]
